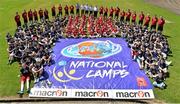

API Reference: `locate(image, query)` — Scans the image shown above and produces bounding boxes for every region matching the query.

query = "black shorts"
[70,10,74,14]
[52,11,56,16]
[81,10,84,15]
[138,20,143,25]
[132,20,135,23]
[89,11,93,15]
[126,18,130,22]
[157,26,163,31]
[29,17,33,21]
[94,11,98,17]
[85,10,88,14]
[76,9,79,14]
[120,16,124,21]
[24,19,28,23]
[40,16,43,19]
[45,15,49,19]
[115,13,119,18]
[65,11,69,15]
[104,12,107,17]
[17,21,21,27]
[34,16,38,21]
[109,13,113,17]
[144,23,149,27]
[59,11,62,15]
[151,25,156,30]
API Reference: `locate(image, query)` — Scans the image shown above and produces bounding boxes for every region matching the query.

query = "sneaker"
[27,89,30,94]
[17,91,24,94]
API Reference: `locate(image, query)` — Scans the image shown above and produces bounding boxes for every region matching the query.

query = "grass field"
[0,0,180,103]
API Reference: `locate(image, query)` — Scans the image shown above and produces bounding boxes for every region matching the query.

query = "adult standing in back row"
[28,9,33,22]
[151,15,158,30]
[157,16,165,32]
[51,5,56,17]
[33,9,38,21]
[22,10,28,25]
[15,12,21,27]
[39,8,44,21]
[138,11,145,26]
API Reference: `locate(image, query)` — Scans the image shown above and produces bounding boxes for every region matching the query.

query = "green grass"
[0,0,180,103]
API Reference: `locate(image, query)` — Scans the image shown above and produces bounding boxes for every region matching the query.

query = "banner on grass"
[29,38,154,99]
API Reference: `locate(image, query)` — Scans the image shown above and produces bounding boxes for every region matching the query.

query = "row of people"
[15,4,165,31]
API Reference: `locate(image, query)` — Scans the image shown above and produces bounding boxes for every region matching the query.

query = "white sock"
[20,81,24,92]
[26,79,29,90]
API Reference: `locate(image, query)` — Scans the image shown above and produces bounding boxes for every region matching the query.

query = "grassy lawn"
[0,0,180,103]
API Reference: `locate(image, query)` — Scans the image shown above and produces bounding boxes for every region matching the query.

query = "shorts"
[21,75,30,82]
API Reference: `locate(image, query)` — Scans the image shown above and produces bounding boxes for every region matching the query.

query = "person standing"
[144,14,151,28]
[104,7,108,17]
[99,6,104,15]
[22,10,28,24]
[58,4,62,16]
[115,6,120,19]
[151,15,158,30]
[109,7,114,18]
[131,11,137,24]
[126,9,131,22]
[51,5,56,17]
[76,3,80,15]
[85,4,89,14]
[81,4,85,16]
[93,5,98,17]
[44,9,49,20]
[157,16,165,32]
[28,9,33,22]
[64,5,69,15]
[39,8,44,21]
[138,11,145,26]
[70,5,74,14]
[33,9,38,21]
[17,64,31,94]
[15,12,21,27]
[89,5,93,15]
[120,10,125,22]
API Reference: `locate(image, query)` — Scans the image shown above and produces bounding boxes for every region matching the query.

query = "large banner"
[29,38,154,99]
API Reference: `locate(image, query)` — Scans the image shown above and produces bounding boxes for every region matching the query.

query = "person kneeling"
[32,63,43,84]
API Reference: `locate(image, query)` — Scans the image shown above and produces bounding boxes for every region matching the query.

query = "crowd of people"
[7,3,171,95]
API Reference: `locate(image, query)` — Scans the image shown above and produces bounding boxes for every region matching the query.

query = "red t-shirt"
[126,11,131,19]
[115,8,120,15]
[39,10,43,17]
[121,11,125,17]
[15,15,20,22]
[51,6,56,13]
[132,13,136,21]
[158,18,165,26]
[33,11,38,18]
[110,8,114,15]
[151,17,158,25]
[22,12,27,20]
[104,7,108,13]
[64,6,68,11]
[139,13,144,21]
[28,10,33,19]
[100,7,104,14]
[58,5,62,12]
[144,16,150,25]
[70,5,74,11]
